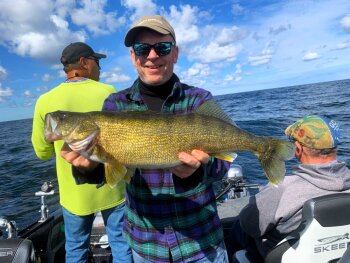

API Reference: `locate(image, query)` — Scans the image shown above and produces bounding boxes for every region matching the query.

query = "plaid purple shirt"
[102,77,230,263]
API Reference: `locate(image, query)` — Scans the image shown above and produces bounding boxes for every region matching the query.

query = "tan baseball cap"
[124,15,176,47]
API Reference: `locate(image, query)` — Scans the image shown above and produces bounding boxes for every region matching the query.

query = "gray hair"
[305,147,337,157]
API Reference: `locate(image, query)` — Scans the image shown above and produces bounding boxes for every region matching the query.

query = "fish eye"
[59,113,66,122]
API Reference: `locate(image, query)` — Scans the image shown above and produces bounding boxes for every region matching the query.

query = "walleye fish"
[44,101,294,188]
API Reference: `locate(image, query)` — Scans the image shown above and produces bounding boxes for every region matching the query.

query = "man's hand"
[60,143,99,170]
[169,149,209,178]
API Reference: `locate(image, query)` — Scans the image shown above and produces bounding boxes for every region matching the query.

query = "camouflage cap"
[124,15,176,47]
[285,115,340,149]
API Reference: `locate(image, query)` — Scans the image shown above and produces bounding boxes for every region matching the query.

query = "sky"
[0,0,350,122]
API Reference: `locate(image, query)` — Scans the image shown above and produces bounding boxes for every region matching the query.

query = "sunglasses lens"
[133,43,151,56]
[154,43,172,56]
[133,42,173,57]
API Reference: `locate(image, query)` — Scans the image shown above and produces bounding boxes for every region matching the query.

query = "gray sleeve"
[239,184,284,238]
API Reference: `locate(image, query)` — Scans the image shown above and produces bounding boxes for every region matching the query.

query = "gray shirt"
[239,161,350,256]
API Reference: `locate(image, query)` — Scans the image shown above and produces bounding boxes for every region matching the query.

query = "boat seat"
[0,238,37,263]
[265,193,350,263]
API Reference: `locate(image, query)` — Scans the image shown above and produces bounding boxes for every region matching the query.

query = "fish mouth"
[44,113,61,142]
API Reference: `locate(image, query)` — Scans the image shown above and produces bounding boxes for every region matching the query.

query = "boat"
[0,165,349,263]
[0,182,110,263]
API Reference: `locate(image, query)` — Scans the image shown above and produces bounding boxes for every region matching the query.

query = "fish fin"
[212,152,238,162]
[124,168,136,183]
[256,138,295,186]
[105,161,127,188]
[194,100,236,125]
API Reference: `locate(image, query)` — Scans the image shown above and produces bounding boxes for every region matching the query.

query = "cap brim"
[93,53,107,59]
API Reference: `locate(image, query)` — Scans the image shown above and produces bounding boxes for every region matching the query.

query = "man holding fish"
[57,15,294,263]
[60,15,231,263]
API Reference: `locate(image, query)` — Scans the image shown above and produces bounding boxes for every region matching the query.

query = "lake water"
[1,78,349,230]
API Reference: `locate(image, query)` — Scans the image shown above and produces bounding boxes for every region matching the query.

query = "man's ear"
[79,57,89,70]
[130,49,137,67]
[295,141,303,157]
[172,46,179,63]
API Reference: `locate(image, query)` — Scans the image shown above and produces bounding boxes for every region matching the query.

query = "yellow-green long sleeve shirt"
[31,79,125,215]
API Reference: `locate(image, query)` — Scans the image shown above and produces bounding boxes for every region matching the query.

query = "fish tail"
[256,138,295,186]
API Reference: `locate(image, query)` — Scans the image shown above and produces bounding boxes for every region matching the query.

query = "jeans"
[132,241,228,263]
[62,202,132,263]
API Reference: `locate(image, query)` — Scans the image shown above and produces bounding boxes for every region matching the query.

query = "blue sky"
[0,0,350,122]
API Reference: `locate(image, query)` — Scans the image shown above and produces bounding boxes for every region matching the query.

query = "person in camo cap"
[228,115,350,263]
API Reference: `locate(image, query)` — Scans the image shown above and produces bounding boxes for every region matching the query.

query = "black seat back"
[0,238,37,263]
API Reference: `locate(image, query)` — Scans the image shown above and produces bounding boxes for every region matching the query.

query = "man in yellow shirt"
[31,42,131,263]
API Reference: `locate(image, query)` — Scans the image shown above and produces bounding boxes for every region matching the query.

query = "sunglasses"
[132,42,175,57]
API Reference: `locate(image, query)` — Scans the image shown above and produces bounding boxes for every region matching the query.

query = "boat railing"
[0,217,17,238]
[0,182,57,239]
[35,182,56,222]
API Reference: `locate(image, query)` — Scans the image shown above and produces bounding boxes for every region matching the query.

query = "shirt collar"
[128,74,183,103]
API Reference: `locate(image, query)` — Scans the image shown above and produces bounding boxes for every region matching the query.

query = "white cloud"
[183,63,210,78]
[240,0,350,75]
[42,73,53,82]
[121,0,157,22]
[302,51,320,61]
[23,90,35,98]
[216,26,249,45]
[269,24,291,35]
[190,42,242,64]
[51,63,63,70]
[248,54,272,66]
[232,4,244,15]
[334,41,350,50]
[340,14,350,33]
[224,64,243,82]
[167,5,200,45]
[248,48,274,66]
[58,70,66,78]
[0,0,123,63]
[70,0,125,35]
[101,67,132,83]
[36,86,49,93]
[0,87,13,97]
[0,66,7,80]
[0,1,87,63]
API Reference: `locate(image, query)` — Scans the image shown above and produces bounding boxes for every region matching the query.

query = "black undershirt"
[138,75,175,111]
